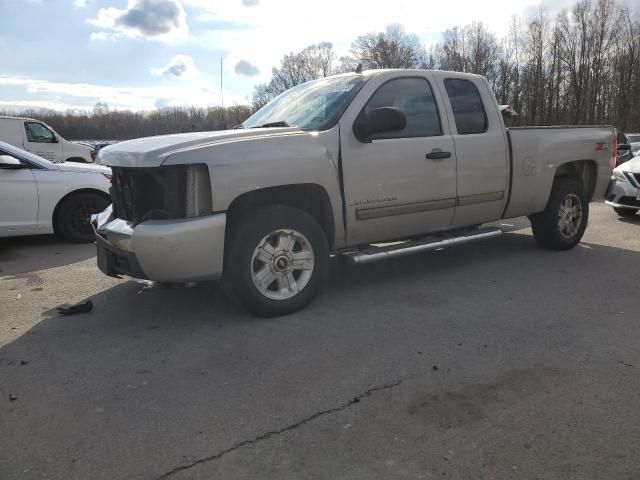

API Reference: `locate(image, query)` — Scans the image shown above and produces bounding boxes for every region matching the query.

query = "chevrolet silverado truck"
[93,69,615,317]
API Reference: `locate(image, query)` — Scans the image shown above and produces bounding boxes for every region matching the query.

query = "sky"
[0,0,581,112]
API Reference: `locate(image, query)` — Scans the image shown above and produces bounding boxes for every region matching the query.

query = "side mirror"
[353,107,407,143]
[618,143,631,151]
[0,155,25,169]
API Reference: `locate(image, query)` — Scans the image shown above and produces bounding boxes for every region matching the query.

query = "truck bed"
[504,126,615,219]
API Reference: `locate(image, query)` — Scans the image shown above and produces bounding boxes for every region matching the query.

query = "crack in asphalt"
[154,379,403,479]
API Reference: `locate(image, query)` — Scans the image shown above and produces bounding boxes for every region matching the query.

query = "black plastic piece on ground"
[57,300,93,316]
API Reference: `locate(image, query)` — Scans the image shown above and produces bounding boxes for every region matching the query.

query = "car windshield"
[242,75,367,131]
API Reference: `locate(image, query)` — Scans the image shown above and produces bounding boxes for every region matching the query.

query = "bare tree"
[251,42,340,109]
[351,24,426,69]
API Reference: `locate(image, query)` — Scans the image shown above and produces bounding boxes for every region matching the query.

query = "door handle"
[425,150,451,160]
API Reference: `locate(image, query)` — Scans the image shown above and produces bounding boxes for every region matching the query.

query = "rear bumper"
[605,176,640,210]
[92,205,226,282]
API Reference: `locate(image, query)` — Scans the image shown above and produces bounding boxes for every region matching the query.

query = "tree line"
[0,103,253,140]
[3,0,638,140]
[254,0,640,131]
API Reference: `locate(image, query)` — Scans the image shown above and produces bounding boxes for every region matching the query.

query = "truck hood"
[98,127,303,167]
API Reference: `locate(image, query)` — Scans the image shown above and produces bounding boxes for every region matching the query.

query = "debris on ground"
[9,394,18,401]
[433,365,439,371]
[135,279,199,292]
[56,300,93,316]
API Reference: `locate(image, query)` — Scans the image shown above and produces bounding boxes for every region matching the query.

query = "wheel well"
[52,189,110,233]
[554,160,597,200]
[226,184,335,247]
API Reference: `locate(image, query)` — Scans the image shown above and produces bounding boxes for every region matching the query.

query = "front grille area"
[110,166,187,223]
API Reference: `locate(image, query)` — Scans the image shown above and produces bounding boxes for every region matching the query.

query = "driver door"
[339,73,457,245]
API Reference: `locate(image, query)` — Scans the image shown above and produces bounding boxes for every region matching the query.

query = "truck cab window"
[364,78,442,139]
[24,122,55,143]
[444,79,488,135]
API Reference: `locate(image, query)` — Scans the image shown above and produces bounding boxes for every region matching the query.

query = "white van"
[0,116,95,163]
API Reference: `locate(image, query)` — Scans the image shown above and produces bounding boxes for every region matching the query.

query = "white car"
[0,116,96,163]
[628,134,640,156]
[606,156,640,217]
[0,141,111,242]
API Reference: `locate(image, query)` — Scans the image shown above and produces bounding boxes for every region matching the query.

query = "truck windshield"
[243,75,367,131]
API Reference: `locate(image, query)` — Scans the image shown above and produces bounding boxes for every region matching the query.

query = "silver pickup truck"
[93,69,615,316]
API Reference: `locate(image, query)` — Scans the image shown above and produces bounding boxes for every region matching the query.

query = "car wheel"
[613,207,638,217]
[225,205,329,317]
[56,192,110,243]
[529,178,588,250]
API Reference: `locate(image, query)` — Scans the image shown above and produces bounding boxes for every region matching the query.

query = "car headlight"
[612,169,627,182]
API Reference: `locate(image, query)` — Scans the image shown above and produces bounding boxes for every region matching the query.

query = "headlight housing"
[110,164,211,223]
[185,164,212,218]
[612,169,627,182]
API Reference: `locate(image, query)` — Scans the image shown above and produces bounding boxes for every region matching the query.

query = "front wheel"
[529,178,588,250]
[56,192,110,243]
[225,205,329,317]
[613,207,638,217]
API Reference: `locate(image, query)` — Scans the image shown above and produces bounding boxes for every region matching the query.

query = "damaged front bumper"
[92,205,226,282]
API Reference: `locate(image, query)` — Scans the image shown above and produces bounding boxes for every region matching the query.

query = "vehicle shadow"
[2,230,639,479]
[0,235,96,276]
[615,214,640,225]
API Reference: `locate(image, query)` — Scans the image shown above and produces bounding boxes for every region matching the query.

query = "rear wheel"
[55,192,109,243]
[529,178,588,250]
[613,207,638,217]
[225,205,329,317]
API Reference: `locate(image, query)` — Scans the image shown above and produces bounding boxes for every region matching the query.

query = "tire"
[529,178,588,251]
[225,205,329,317]
[613,207,638,217]
[55,192,110,243]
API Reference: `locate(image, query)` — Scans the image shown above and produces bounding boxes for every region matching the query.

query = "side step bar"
[344,227,503,265]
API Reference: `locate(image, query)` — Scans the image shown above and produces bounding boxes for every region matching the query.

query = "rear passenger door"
[340,72,457,245]
[433,74,509,228]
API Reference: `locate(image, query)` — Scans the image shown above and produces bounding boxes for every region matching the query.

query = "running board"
[344,228,503,265]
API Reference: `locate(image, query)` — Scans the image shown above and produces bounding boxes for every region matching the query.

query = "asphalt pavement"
[1,203,639,480]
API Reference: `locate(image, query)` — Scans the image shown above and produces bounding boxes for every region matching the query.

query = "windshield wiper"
[253,121,290,128]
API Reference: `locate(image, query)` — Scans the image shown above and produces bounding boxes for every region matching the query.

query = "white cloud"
[88,0,188,42]
[186,0,558,84]
[151,55,198,79]
[0,75,244,112]
[74,0,87,7]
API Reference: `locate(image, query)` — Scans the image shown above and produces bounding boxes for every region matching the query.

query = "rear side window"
[364,77,443,139]
[444,79,488,135]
